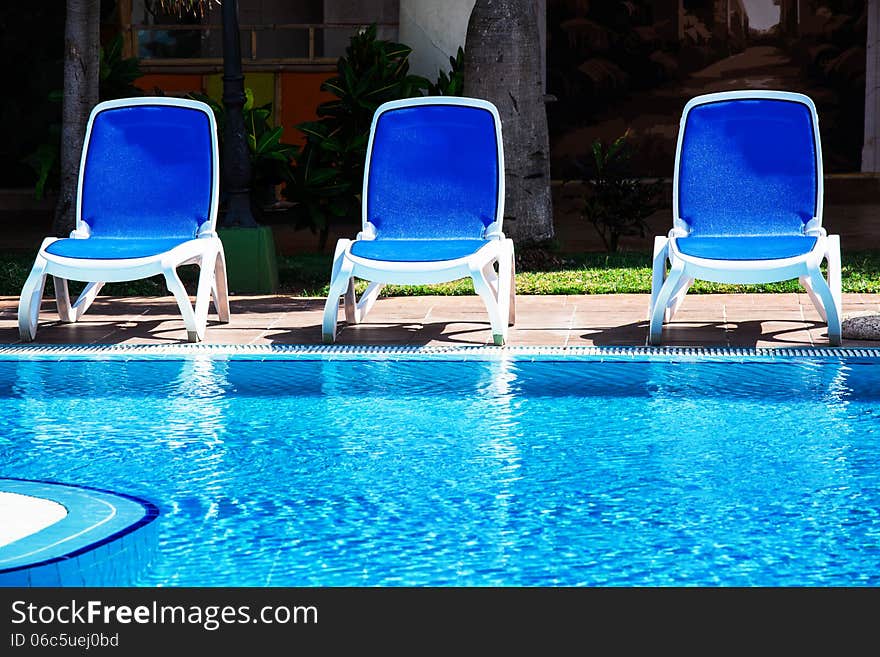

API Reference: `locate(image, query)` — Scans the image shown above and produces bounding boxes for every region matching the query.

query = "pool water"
[2,354,879,586]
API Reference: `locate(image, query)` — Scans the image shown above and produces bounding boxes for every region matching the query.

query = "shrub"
[575,131,667,252]
[282,25,431,249]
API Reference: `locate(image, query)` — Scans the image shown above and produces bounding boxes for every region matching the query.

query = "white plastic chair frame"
[648,90,842,346]
[321,97,516,346]
[18,97,230,343]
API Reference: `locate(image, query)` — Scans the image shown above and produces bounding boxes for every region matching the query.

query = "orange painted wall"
[279,71,335,146]
[136,74,205,96]
[133,71,334,147]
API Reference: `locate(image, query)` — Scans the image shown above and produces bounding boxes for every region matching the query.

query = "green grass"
[2,249,879,297]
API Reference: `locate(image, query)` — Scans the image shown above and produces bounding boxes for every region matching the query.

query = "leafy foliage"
[24,34,144,200]
[427,47,465,96]
[283,24,430,249]
[574,132,667,252]
[99,34,144,99]
[188,89,298,212]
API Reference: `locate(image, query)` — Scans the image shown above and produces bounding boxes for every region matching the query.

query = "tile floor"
[2,292,879,348]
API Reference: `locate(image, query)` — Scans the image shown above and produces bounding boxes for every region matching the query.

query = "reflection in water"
[1,356,879,585]
[310,357,525,584]
[642,359,868,583]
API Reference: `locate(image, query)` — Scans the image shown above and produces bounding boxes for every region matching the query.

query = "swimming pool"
[2,345,879,586]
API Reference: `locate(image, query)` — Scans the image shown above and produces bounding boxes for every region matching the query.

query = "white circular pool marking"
[0,492,68,548]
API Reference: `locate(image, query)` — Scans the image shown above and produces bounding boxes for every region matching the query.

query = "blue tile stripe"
[0,478,158,576]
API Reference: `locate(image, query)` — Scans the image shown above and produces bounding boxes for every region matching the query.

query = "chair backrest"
[674,90,822,237]
[77,97,219,239]
[363,97,504,240]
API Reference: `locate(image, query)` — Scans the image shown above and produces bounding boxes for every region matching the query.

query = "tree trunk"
[863,0,880,171]
[220,0,258,227]
[463,0,553,246]
[53,0,100,237]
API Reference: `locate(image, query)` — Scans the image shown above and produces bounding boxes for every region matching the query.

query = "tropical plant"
[283,24,430,249]
[188,89,297,213]
[575,131,667,253]
[428,46,465,96]
[284,126,353,244]
[99,33,145,100]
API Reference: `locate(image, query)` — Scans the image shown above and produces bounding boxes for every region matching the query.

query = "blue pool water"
[2,351,879,586]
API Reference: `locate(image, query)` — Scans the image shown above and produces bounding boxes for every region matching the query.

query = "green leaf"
[321,80,347,98]
[22,143,57,200]
[252,108,271,124]
[255,126,284,153]
[306,168,342,185]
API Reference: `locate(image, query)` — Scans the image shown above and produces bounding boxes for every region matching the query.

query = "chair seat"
[349,238,489,263]
[45,236,194,260]
[676,235,818,261]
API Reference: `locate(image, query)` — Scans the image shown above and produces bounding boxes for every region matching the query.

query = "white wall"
[400,0,546,88]
[399,0,474,82]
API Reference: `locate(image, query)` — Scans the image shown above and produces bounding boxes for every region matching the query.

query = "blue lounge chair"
[321,96,515,345]
[649,90,842,345]
[18,97,230,342]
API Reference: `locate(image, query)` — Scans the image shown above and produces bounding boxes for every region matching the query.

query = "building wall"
[399,0,475,82]
[323,0,399,57]
[135,71,334,146]
[400,0,547,88]
[130,1,553,146]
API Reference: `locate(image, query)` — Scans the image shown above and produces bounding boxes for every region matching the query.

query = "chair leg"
[650,236,669,322]
[163,265,202,342]
[470,259,506,346]
[799,237,842,345]
[192,250,219,341]
[799,275,827,322]
[482,261,500,298]
[54,277,74,323]
[343,277,357,324]
[18,257,49,342]
[353,282,383,324]
[55,279,104,323]
[322,274,353,344]
[343,279,383,325]
[648,258,686,345]
[803,237,842,346]
[667,276,694,321]
[826,234,843,324]
[212,243,231,323]
[498,238,516,327]
[805,266,841,346]
[322,241,354,343]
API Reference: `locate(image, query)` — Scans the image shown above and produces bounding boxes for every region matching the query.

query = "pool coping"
[1,343,880,361]
[0,478,159,585]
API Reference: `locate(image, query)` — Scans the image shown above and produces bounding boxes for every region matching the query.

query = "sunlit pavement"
[1,293,878,348]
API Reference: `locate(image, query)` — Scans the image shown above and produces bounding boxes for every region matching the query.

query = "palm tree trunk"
[463,0,553,246]
[53,0,100,237]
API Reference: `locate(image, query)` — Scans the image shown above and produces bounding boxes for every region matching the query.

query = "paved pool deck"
[1,292,879,348]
